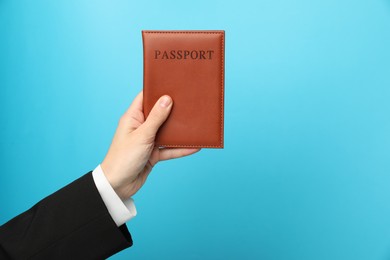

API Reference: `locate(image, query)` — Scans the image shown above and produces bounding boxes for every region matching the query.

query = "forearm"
[0,172,132,259]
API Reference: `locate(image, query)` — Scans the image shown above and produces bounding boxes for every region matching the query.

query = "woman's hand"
[101,91,200,200]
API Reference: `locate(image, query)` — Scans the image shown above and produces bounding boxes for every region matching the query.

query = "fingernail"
[159,95,172,108]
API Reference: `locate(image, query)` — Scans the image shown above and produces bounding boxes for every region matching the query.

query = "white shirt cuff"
[92,164,137,227]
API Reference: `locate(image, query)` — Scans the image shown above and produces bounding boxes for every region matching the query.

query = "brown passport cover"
[142,30,225,148]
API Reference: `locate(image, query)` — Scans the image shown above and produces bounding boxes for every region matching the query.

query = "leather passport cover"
[142,30,225,148]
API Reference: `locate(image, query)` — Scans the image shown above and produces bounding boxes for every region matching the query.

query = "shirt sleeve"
[92,165,137,227]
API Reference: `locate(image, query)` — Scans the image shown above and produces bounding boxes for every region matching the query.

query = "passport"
[142,30,225,148]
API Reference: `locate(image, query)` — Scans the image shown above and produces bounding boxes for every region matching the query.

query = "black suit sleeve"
[0,172,133,260]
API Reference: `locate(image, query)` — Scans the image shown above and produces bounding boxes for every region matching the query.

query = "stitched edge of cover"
[143,31,224,148]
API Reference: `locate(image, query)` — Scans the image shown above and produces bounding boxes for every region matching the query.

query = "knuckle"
[118,115,127,126]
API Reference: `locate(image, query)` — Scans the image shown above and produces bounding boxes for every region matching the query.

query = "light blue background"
[1,0,390,259]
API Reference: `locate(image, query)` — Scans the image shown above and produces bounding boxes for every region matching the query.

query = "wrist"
[100,160,127,200]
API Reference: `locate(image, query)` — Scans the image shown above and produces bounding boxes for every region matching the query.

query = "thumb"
[140,95,173,138]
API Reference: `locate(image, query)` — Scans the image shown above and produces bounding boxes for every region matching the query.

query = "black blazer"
[0,172,133,259]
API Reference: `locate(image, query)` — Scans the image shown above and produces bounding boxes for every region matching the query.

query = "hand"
[101,91,200,200]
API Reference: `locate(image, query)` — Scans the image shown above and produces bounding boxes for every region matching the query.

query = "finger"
[159,148,201,161]
[139,95,173,137]
[138,166,153,186]
[120,91,145,131]
[124,91,143,116]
